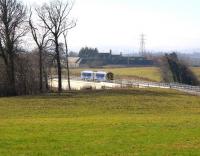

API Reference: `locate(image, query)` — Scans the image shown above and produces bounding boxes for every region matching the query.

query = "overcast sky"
[23,0,200,53]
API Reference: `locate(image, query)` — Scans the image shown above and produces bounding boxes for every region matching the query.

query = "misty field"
[0,89,200,155]
[69,67,200,82]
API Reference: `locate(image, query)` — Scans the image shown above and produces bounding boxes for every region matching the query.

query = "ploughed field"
[0,88,200,155]
[69,67,200,82]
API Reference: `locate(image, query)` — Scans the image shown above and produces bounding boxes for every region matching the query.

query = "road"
[49,78,121,90]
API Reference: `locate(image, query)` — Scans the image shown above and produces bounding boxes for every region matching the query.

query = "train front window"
[82,73,92,77]
[96,74,105,79]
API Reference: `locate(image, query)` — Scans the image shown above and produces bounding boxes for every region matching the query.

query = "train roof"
[95,71,107,74]
[81,70,94,73]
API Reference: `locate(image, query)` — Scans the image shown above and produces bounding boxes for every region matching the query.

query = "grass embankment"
[0,89,200,155]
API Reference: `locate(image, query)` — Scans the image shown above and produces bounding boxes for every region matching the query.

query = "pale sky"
[24,0,200,53]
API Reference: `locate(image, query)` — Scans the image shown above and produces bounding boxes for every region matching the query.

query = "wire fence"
[49,75,200,95]
[112,79,200,95]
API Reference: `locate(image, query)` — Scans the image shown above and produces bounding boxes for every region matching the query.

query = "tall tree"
[36,0,76,92]
[0,0,27,95]
[29,10,49,92]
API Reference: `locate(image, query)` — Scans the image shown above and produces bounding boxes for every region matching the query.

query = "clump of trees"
[0,0,76,96]
[160,52,200,86]
[0,0,28,95]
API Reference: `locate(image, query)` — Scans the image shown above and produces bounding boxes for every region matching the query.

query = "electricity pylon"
[139,33,146,56]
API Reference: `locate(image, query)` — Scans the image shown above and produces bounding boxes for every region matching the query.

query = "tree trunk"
[39,47,43,92]
[43,64,49,91]
[66,50,71,91]
[55,38,62,92]
[63,34,71,90]
[44,70,49,91]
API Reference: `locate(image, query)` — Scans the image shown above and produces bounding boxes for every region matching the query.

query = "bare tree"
[36,0,76,92]
[29,10,50,92]
[0,0,27,95]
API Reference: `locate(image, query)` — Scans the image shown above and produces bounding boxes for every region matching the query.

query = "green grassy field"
[69,67,200,82]
[70,67,161,81]
[1,89,200,155]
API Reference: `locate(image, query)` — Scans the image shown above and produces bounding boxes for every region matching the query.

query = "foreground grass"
[0,89,200,155]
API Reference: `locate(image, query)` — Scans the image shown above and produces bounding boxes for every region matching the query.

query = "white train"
[94,71,107,81]
[81,71,108,81]
[81,71,94,81]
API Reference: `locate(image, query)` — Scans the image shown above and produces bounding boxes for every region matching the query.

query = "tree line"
[0,0,76,96]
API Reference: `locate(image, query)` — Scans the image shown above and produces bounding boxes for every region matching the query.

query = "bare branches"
[58,19,76,36]
[0,0,27,55]
[0,0,27,46]
[36,0,76,38]
[29,9,50,49]
[35,3,55,35]
[29,10,40,47]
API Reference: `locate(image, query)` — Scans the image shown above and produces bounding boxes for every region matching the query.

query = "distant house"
[60,57,81,68]
[68,57,81,68]
[98,53,111,59]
